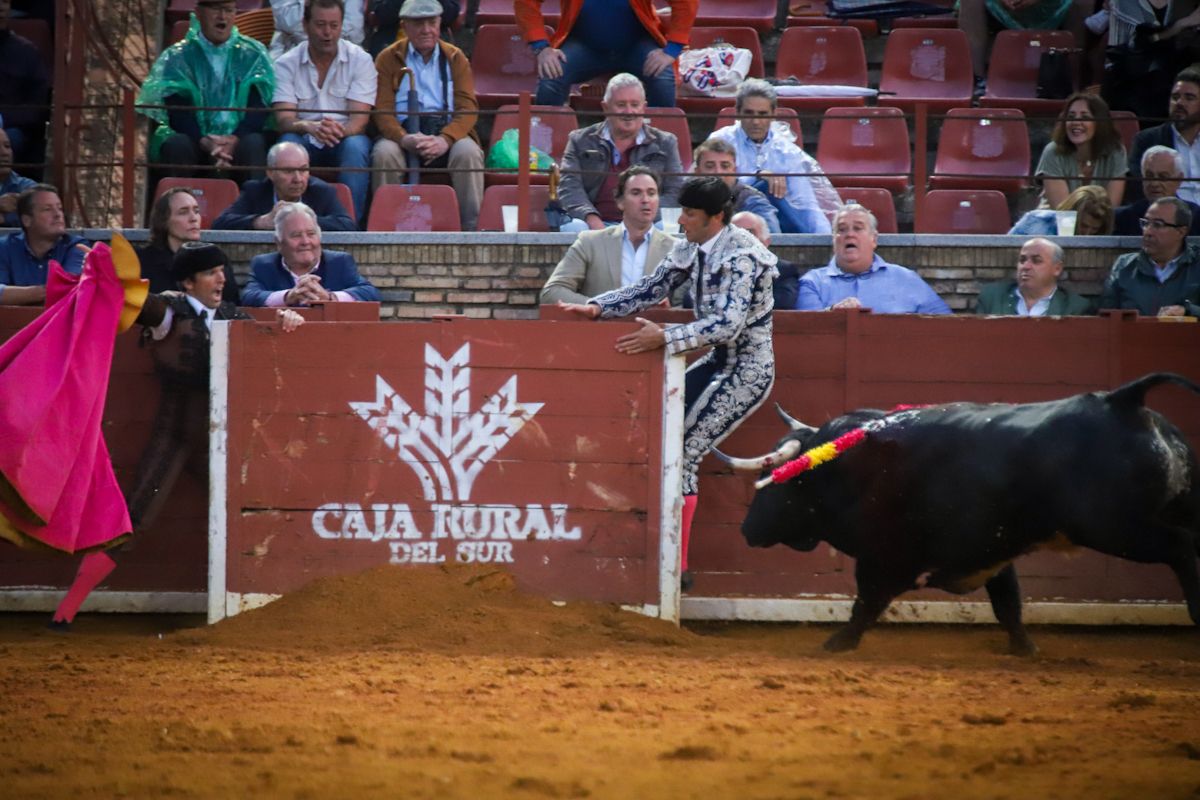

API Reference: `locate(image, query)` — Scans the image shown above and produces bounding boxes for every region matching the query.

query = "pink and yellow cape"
[0,234,148,553]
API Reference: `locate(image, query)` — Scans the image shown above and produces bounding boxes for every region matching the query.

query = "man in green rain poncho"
[138,0,275,183]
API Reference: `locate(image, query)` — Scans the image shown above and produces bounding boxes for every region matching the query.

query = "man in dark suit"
[242,201,381,306]
[1127,68,1200,205]
[212,141,356,231]
[1114,146,1200,236]
[975,237,1092,317]
[731,209,800,311]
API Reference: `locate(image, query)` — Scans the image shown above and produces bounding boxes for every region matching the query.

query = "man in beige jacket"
[541,166,677,304]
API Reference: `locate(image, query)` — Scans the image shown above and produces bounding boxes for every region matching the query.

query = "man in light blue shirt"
[797,204,951,314]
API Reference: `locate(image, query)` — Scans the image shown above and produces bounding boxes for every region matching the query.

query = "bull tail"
[1105,372,1200,411]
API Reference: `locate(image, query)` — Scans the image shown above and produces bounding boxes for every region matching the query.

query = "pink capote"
[0,242,137,553]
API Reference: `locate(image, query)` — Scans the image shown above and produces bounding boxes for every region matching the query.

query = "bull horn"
[711,439,803,472]
[775,404,815,433]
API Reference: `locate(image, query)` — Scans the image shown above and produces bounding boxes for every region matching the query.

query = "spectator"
[515,0,697,108]
[976,237,1093,316]
[273,0,377,225]
[730,209,801,312]
[1103,3,1200,121]
[242,201,381,306]
[1099,196,1200,317]
[959,0,1092,88]
[694,137,780,234]
[0,0,48,177]
[1114,146,1200,236]
[557,73,683,232]
[0,184,87,306]
[1036,92,1127,209]
[710,79,840,234]
[797,204,950,314]
[364,0,460,57]
[540,165,677,304]
[136,187,239,302]
[213,141,356,231]
[1010,184,1115,236]
[1126,69,1200,205]
[269,0,365,59]
[0,129,35,227]
[137,0,274,183]
[372,0,484,230]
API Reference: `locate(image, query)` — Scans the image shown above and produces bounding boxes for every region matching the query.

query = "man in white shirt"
[273,0,377,224]
[540,166,677,304]
[269,0,365,58]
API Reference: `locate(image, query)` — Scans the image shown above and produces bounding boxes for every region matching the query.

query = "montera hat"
[678,176,732,216]
[398,0,443,19]
[172,242,228,283]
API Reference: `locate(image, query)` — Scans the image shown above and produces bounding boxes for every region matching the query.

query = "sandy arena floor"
[2,565,1199,799]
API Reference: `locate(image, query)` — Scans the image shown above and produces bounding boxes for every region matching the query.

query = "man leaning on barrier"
[371,0,484,231]
[976,237,1093,316]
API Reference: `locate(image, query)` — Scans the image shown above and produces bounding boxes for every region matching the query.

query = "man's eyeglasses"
[1139,218,1187,230]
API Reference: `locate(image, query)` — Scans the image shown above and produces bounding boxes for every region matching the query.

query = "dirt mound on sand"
[177,563,698,656]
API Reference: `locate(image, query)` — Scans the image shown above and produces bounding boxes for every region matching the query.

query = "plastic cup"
[1055,210,1077,236]
[501,205,519,233]
[659,207,681,235]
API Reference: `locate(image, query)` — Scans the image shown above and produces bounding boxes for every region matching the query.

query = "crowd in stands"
[3,0,1200,318]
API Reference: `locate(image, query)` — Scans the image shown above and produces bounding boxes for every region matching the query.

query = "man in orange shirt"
[514,0,697,108]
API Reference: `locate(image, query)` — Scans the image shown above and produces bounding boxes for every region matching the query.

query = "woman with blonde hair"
[1010,184,1115,236]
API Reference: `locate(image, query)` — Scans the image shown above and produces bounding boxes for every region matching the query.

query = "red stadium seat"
[476,0,560,26]
[166,18,190,45]
[1111,110,1140,154]
[477,185,553,232]
[773,26,871,115]
[166,0,260,25]
[786,0,879,37]
[891,15,957,27]
[10,18,52,74]
[486,105,579,186]
[688,27,765,78]
[714,106,803,148]
[690,0,777,33]
[646,106,693,171]
[366,185,462,232]
[980,29,1077,116]
[471,25,550,110]
[330,182,355,219]
[153,177,240,230]
[916,189,1011,234]
[878,28,974,115]
[816,107,911,193]
[928,107,1031,193]
[836,187,898,233]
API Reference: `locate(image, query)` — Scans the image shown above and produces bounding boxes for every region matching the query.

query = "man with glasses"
[138,0,275,183]
[212,141,355,231]
[1100,197,1200,317]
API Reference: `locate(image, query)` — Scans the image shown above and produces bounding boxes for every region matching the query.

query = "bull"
[716,373,1200,655]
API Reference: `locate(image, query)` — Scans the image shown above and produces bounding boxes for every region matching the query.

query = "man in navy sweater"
[213,141,356,231]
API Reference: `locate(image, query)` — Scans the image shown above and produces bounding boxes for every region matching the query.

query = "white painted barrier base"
[681,597,1194,626]
[0,590,206,614]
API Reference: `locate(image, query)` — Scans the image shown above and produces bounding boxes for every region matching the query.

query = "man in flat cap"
[557,176,779,592]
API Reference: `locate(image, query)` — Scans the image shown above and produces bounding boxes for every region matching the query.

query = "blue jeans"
[750,177,828,235]
[280,132,371,225]
[535,34,676,108]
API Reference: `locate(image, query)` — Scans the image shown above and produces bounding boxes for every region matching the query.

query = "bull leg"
[984,564,1037,656]
[1087,523,1200,625]
[824,561,909,653]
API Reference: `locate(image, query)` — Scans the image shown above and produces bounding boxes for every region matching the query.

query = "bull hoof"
[1008,636,1039,658]
[823,630,862,653]
[45,619,72,634]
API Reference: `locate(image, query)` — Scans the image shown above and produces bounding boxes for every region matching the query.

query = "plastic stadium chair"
[486,105,579,186]
[477,185,553,232]
[646,106,694,171]
[688,27,765,78]
[166,0,260,25]
[837,187,898,233]
[1111,110,1140,154]
[366,185,462,232]
[786,0,879,37]
[691,0,777,32]
[476,0,560,25]
[471,25,550,109]
[166,19,190,46]
[916,189,1011,233]
[775,26,868,88]
[981,29,1078,116]
[153,177,240,230]
[331,182,355,220]
[715,106,803,148]
[928,107,1031,193]
[233,8,275,47]
[816,107,911,193]
[878,28,974,114]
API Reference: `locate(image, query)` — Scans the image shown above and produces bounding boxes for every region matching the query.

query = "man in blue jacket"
[242,201,380,306]
[212,141,356,231]
[0,184,87,306]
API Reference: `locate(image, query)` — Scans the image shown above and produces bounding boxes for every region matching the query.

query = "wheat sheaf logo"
[350,343,543,503]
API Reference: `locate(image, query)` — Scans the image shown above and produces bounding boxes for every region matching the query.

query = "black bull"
[717,373,1200,655]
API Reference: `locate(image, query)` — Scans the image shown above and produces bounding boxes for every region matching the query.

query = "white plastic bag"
[678,45,753,97]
